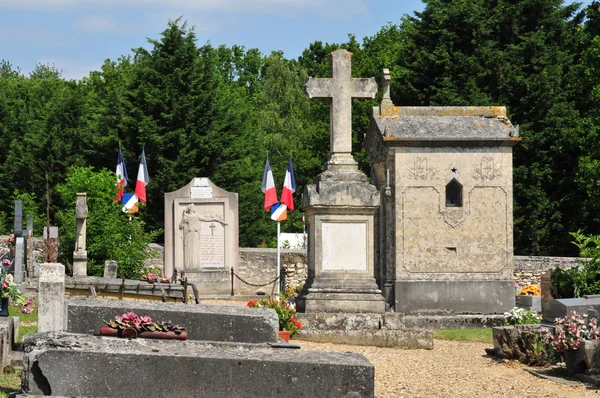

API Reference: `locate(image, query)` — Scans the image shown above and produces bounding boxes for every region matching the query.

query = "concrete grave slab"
[543,295,600,323]
[21,332,375,398]
[66,298,278,343]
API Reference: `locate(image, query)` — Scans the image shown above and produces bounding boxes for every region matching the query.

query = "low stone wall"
[514,255,582,287]
[236,249,307,295]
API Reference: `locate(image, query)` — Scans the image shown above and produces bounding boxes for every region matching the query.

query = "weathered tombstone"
[104,260,118,278]
[364,70,520,315]
[164,178,239,294]
[72,193,88,277]
[42,226,59,263]
[13,237,24,283]
[298,49,385,313]
[38,263,65,333]
[543,296,600,323]
[13,200,22,238]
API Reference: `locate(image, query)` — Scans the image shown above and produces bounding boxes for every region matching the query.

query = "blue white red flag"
[270,202,287,221]
[115,145,128,202]
[280,158,296,212]
[261,157,278,212]
[134,148,149,204]
[121,193,138,214]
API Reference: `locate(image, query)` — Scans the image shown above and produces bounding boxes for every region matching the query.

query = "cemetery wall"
[0,236,579,291]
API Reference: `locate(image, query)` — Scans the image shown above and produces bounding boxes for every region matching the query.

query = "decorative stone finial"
[380,68,394,116]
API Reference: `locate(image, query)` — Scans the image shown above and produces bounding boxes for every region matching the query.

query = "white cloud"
[72,15,119,33]
[0,0,368,18]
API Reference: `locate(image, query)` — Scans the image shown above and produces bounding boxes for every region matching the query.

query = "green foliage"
[549,266,577,299]
[56,166,160,278]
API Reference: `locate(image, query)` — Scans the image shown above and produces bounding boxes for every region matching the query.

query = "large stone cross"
[305,49,377,170]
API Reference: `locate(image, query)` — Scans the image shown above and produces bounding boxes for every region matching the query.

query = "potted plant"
[552,311,600,374]
[247,297,302,342]
[100,312,187,340]
[0,268,26,317]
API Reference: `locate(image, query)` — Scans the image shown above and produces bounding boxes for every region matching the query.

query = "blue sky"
[0,0,593,80]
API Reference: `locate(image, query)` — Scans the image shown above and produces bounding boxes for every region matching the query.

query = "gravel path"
[297,339,598,398]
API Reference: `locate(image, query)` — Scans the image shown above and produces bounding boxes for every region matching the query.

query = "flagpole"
[276,221,281,296]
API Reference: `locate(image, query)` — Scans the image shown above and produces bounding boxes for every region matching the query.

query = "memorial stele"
[364,68,521,315]
[297,49,385,313]
[164,178,238,294]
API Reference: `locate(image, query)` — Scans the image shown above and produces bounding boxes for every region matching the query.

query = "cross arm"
[350,78,378,99]
[305,77,334,99]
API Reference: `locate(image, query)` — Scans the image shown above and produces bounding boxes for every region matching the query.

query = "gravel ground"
[297,339,599,398]
[203,300,597,397]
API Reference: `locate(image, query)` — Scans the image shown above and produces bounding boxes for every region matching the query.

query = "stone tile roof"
[372,106,519,144]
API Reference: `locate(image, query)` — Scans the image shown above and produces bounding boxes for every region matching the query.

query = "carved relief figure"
[179,204,228,270]
[179,205,202,270]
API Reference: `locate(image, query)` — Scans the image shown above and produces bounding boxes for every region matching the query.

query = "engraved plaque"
[322,222,367,271]
[200,221,225,268]
[191,178,212,199]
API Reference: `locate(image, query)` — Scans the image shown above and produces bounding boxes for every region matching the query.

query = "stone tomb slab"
[21,332,375,398]
[543,296,600,323]
[66,298,278,343]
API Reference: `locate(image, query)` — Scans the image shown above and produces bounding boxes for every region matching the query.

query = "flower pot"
[564,348,588,375]
[98,324,188,340]
[278,330,291,342]
[0,297,8,317]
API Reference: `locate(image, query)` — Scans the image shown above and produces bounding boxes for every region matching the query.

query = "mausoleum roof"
[371,106,520,146]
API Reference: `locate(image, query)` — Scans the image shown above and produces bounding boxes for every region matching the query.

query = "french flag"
[115,145,128,202]
[280,158,296,212]
[261,157,278,212]
[134,148,150,204]
[270,202,287,221]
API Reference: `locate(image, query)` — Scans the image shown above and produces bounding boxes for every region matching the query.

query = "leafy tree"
[56,167,160,278]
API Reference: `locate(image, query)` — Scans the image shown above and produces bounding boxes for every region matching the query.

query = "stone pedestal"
[298,169,385,313]
[72,251,87,277]
[38,263,65,333]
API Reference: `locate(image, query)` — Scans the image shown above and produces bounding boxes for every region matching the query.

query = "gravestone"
[72,193,88,277]
[164,178,238,294]
[13,237,24,283]
[364,69,520,314]
[38,263,65,333]
[26,215,33,277]
[543,296,600,323]
[103,260,118,278]
[298,49,385,313]
[13,200,22,238]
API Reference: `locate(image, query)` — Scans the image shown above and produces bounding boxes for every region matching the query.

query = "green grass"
[8,306,37,324]
[0,367,21,397]
[433,328,493,343]
[18,325,37,343]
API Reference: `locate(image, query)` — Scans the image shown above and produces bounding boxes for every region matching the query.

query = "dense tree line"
[0,2,599,257]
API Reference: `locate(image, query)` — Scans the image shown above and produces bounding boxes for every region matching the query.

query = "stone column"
[38,263,65,333]
[72,193,88,277]
[104,260,118,278]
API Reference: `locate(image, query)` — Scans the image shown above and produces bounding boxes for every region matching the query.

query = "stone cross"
[305,49,377,170]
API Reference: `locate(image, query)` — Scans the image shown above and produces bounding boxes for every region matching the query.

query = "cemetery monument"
[365,69,520,315]
[164,178,238,294]
[298,49,385,313]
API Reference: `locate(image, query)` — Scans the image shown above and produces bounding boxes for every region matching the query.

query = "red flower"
[247,300,253,307]
[295,321,302,329]
[2,282,8,289]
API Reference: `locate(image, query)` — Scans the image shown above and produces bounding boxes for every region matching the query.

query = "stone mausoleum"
[365,70,520,315]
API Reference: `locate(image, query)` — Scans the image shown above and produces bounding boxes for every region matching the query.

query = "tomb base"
[181,268,230,295]
[297,278,386,313]
[72,251,87,277]
[395,280,515,315]
[21,332,374,397]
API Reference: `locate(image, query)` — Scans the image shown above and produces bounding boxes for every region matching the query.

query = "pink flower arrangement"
[104,312,185,334]
[552,311,600,352]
